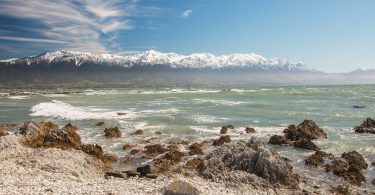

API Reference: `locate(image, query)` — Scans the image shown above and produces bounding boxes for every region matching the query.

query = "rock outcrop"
[188,143,203,155]
[305,151,334,167]
[199,137,299,187]
[104,127,122,137]
[354,118,375,134]
[163,181,199,195]
[212,135,231,146]
[245,127,256,134]
[131,129,143,135]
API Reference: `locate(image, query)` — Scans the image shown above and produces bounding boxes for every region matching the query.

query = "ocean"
[1,84,374,186]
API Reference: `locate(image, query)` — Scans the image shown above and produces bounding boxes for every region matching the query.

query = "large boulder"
[199,137,299,187]
[353,118,375,134]
[305,151,334,167]
[283,120,327,141]
[163,181,199,195]
[293,139,320,151]
[18,121,55,147]
[341,151,368,170]
[212,135,231,146]
[268,135,293,146]
[104,127,122,138]
[43,123,82,149]
[81,144,118,163]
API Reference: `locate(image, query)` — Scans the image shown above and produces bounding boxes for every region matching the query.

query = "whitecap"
[191,114,228,123]
[7,96,29,100]
[192,98,248,106]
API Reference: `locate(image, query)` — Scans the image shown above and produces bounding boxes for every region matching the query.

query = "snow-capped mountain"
[0,50,310,72]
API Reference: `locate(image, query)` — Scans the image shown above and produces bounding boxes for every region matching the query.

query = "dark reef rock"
[199,137,300,187]
[144,144,167,155]
[325,159,348,175]
[185,158,202,170]
[220,125,234,134]
[283,120,327,141]
[293,139,320,151]
[163,181,199,195]
[353,105,366,109]
[354,117,375,134]
[341,151,368,170]
[245,127,256,134]
[136,165,151,176]
[131,129,143,135]
[81,144,118,163]
[268,135,293,146]
[305,151,334,167]
[104,127,122,138]
[212,135,231,146]
[130,149,140,155]
[154,150,184,172]
[95,121,104,126]
[188,143,204,155]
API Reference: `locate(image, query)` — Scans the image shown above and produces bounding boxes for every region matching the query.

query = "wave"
[191,115,229,123]
[192,98,248,106]
[7,96,30,100]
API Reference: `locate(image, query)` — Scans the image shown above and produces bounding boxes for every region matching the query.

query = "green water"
[0,85,374,186]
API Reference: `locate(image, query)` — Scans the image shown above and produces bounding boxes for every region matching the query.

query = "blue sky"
[0,0,374,72]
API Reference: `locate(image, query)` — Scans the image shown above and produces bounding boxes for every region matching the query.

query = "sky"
[0,0,374,73]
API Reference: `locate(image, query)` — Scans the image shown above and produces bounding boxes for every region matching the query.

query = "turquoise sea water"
[1,85,374,187]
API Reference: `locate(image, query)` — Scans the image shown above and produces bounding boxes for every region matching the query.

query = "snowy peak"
[1,50,310,72]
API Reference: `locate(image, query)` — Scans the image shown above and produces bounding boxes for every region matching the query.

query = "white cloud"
[0,0,139,54]
[180,9,192,18]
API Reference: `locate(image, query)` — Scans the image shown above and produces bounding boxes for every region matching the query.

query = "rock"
[144,144,167,155]
[245,127,256,134]
[372,162,375,166]
[185,158,202,170]
[136,165,151,176]
[372,178,375,186]
[0,124,18,134]
[163,181,199,195]
[354,118,375,134]
[0,129,9,137]
[145,174,158,179]
[154,150,184,172]
[212,135,231,146]
[283,120,327,141]
[305,151,334,167]
[188,143,203,155]
[95,121,104,126]
[131,129,143,135]
[220,127,228,134]
[342,165,366,186]
[62,123,79,132]
[18,121,55,147]
[117,112,126,116]
[81,144,117,163]
[122,156,133,164]
[130,149,140,155]
[122,143,135,150]
[341,151,368,170]
[268,135,293,146]
[353,105,365,109]
[43,124,82,149]
[127,171,141,177]
[325,159,348,175]
[333,185,350,195]
[155,131,162,135]
[293,139,320,151]
[105,172,125,178]
[199,137,300,187]
[104,127,121,138]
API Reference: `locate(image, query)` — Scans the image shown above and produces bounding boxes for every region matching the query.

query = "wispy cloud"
[180,9,192,18]
[0,0,144,54]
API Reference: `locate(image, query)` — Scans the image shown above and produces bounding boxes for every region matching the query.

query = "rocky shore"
[1,119,374,194]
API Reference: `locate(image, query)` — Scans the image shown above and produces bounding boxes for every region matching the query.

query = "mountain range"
[0,50,374,86]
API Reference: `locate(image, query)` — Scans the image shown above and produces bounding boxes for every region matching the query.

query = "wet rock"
[104,127,121,138]
[136,165,151,176]
[372,162,375,167]
[105,172,125,178]
[353,105,365,109]
[199,137,300,187]
[131,129,143,135]
[122,143,135,150]
[341,151,368,170]
[62,123,79,132]
[245,127,256,134]
[144,144,167,155]
[283,120,327,141]
[325,159,348,175]
[293,139,320,151]
[268,135,293,146]
[305,151,334,167]
[333,185,350,195]
[81,144,118,163]
[155,131,162,135]
[18,121,55,147]
[163,181,199,195]
[127,171,141,177]
[95,121,104,126]
[185,158,202,170]
[212,135,231,146]
[130,149,140,155]
[154,150,184,172]
[220,125,234,134]
[372,178,375,186]
[342,165,366,186]
[43,123,82,149]
[188,143,203,155]
[117,112,126,116]
[354,117,375,134]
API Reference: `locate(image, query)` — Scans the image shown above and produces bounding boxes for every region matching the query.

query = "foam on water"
[192,98,248,106]
[191,114,229,123]
[7,96,29,100]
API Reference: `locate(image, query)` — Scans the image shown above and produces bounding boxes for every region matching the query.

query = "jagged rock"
[353,105,365,109]
[154,150,184,172]
[305,151,334,167]
[18,121,56,147]
[212,135,231,146]
[130,149,140,155]
[163,181,199,195]
[245,127,256,134]
[333,185,350,195]
[185,158,202,170]
[293,139,320,151]
[199,137,300,187]
[105,172,125,178]
[268,135,293,146]
[144,144,167,155]
[342,165,366,186]
[354,118,375,134]
[220,125,234,134]
[62,123,79,132]
[136,165,151,176]
[283,120,327,141]
[43,123,82,149]
[188,143,203,155]
[341,151,368,170]
[325,159,348,175]
[80,144,117,163]
[95,121,104,126]
[104,127,121,137]
[131,129,143,135]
